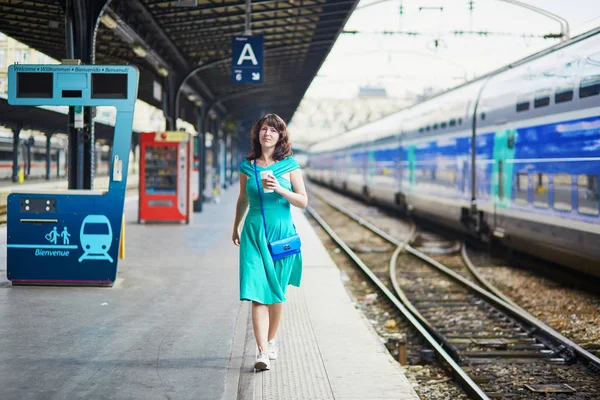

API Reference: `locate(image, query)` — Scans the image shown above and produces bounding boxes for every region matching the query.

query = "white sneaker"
[268,339,278,360]
[254,352,270,370]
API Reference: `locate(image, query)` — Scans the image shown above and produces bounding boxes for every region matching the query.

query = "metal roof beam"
[166,13,345,36]
[0,4,61,15]
[0,25,63,43]
[170,19,336,41]
[149,0,290,17]
[176,28,333,49]
[179,30,337,52]
[160,0,354,27]
[0,12,65,29]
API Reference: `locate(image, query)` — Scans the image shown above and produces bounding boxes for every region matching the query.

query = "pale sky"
[302,0,600,99]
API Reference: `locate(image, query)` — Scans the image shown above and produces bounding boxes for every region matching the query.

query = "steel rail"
[305,204,490,400]
[460,244,525,313]
[309,187,600,372]
[388,227,461,360]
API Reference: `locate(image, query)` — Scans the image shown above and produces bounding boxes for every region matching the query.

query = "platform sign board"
[6,64,139,286]
[232,35,263,84]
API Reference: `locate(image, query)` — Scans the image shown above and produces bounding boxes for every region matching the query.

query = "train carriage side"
[399,83,483,230]
[476,36,600,275]
[363,113,404,206]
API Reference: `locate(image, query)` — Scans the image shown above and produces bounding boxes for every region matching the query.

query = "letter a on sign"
[237,43,258,66]
[232,35,263,84]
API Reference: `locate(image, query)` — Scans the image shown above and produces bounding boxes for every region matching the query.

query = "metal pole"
[245,0,252,35]
[11,125,21,183]
[45,132,52,180]
[194,109,205,212]
[499,0,569,41]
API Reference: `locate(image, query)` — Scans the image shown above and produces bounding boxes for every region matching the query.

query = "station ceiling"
[0,0,358,134]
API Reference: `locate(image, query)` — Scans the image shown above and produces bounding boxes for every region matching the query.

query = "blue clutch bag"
[268,234,301,261]
[254,161,301,261]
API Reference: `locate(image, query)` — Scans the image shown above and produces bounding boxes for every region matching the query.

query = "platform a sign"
[232,35,263,84]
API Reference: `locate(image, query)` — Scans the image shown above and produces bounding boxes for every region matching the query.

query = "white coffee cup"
[260,170,275,193]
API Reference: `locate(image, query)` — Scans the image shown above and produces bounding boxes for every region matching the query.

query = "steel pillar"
[64,0,109,189]
[193,109,206,212]
[212,117,220,196]
[163,76,177,131]
[229,134,236,186]
[11,124,22,183]
[45,132,53,180]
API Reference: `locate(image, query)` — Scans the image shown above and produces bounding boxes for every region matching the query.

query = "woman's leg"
[252,301,269,353]
[267,302,284,342]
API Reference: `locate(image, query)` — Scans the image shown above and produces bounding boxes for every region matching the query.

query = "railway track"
[306,185,600,399]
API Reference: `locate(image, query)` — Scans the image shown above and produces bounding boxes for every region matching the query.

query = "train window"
[419,127,424,133]
[553,174,572,211]
[449,119,456,127]
[480,112,486,120]
[433,123,438,130]
[534,96,550,108]
[33,152,47,162]
[533,173,549,208]
[555,89,574,103]
[516,101,530,112]
[426,126,431,132]
[458,117,463,125]
[440,121,447,129]
[577,174,599,215]
[579,52,600,99]
[515,173,529,204]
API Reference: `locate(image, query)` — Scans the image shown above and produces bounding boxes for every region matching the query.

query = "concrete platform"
[0,184,419,400]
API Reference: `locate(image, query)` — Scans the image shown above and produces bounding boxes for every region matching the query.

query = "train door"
[491,129,517,220]
[407,144,416,189]
[461,159,469,195]
[396,134,403,193]
[366,141,375,196]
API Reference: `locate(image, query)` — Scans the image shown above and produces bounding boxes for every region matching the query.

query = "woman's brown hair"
[247,113,293,161]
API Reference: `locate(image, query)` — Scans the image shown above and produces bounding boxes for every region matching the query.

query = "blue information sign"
[232,35,263,84]
[6,64,139,286]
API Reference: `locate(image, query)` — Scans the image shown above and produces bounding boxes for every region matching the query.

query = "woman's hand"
[263,174,282,193]
[232,229,241,246]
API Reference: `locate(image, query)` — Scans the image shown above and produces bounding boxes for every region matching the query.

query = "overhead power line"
[341,30,560,39]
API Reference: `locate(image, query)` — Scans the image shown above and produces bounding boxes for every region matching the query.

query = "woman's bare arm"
[268,168,308,209]
[232,174,249,245]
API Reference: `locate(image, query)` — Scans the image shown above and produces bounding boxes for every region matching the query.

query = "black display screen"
[91,73,128,99]
[17,72,53,98]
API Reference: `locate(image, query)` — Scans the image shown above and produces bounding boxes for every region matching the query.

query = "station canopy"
[0,0,359,133]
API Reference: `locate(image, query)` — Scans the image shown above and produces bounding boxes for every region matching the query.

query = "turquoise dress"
[239,156,303,304]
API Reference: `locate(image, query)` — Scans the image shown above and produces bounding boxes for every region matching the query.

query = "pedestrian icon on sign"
[45,227,59,245]
[61,227,71,245]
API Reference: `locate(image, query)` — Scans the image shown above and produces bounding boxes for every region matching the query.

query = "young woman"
[232,113,308,371]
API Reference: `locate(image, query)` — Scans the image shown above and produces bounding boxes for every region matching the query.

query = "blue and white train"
[307,28,600,277]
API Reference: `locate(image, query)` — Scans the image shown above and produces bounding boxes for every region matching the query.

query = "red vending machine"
[139,131,192,224]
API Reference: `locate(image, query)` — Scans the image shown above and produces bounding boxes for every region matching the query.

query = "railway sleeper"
[464,357,567,365]
[452,343,548,351]
[446,335,537,342]
[437,328,529,336]
[462,349,555,358]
